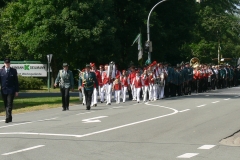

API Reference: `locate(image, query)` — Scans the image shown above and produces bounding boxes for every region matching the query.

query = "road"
[0,87,240,160]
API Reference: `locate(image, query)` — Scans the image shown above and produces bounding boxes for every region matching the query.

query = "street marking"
[2,145,45,156]
[112,106,123,109]
[76,111,95,115]
[0,104,179,138]
[212,101,219,104]
[0,120,5,122]
[224,98,230,100]
[198,145,216,149]
[177,153,199,158]
[196,104,206,108]
[179,109,190,113]
[0,117,58,129]
[82,116,108,123]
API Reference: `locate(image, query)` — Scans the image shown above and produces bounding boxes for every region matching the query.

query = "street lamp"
[147,0,201,62]
[46,54,53,92]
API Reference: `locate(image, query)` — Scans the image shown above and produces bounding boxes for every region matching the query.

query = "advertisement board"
[8,64,47,77]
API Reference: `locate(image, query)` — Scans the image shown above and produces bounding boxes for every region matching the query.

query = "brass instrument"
[190,57,200,68]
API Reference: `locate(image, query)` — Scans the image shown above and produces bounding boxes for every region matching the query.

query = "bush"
[18,76,44,90]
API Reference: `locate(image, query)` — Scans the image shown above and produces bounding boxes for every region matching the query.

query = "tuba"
[190,57,200,68]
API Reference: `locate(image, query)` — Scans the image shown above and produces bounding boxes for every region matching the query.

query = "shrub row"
[18,76,44,90]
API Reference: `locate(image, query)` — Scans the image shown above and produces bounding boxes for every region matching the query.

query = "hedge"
[18,76,44,90]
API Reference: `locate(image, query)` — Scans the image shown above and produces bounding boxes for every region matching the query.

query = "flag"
[132,33,143,61]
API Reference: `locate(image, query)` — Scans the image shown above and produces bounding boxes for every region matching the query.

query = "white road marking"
[0,104,179,138]
[112,106,123,109]
[179,109,190,113]
[2,145,45,156]
[82,116,108,123]
[0,120,5,122]
[198,145,216,149]
[177,153,199,158]
[0,117,58,129]
[224,98,230,100]
[212,101,219,104]
[76,111,95,115]
[196,104,206,108]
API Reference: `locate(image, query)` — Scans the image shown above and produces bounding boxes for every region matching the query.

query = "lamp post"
[147,0,168,62]
[147,0,201,62]
[46,54,53,92]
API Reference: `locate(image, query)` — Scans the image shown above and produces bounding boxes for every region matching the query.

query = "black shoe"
[87,106,91,110]
[5,118,9,123]
[66,108,69,110]
[62,109,66,111]
[108,103,111,105]
[9,117,12,122]
[82,103,85,105]
[94,104,97,107]
[100,101,103,103]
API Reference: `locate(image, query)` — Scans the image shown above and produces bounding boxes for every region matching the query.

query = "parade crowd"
[77,60,240,110]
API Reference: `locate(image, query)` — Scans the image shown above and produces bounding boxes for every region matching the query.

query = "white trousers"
[80,87,86,104]
[122,86,128,102]
[103,83,112,104]
[142,85,149,102]
[158,85,165,99]
[115,90,121,103]
[134,87,141,102]
[153,84,158,100]
[91,88,98,106]
[100,84,107,102]
[131,85,136,100]
[149,84,154,101]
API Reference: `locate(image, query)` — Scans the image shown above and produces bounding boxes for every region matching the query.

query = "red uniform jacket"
[121,76,129,87]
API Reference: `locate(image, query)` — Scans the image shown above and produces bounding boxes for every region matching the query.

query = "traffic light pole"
[147,0,168,62]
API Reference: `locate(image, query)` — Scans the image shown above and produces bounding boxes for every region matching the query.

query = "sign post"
[47,54,53,92]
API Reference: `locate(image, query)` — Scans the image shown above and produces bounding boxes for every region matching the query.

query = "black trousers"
[60,88,70,109]
[1,92,14,119]
[84,89,93,108]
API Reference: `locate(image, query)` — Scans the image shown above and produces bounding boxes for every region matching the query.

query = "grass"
[0,96,81,116]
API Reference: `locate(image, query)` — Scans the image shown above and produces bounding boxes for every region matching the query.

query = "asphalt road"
[0,87,240,160]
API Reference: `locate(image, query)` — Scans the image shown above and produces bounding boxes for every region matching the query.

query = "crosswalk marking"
[177,153,199,158]
[198,145,216,149]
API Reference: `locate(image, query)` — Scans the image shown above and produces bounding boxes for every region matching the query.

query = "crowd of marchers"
[76,61,240,110]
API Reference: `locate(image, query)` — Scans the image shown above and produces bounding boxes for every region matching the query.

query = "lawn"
[0,96,81,116]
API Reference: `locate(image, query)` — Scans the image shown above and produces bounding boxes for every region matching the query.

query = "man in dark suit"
[54,63,74,111]
[0,58,19,123]
[78,64,98,110]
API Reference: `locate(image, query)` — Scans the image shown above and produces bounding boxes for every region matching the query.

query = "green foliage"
[18,76,44,90]
[0,0,239,71]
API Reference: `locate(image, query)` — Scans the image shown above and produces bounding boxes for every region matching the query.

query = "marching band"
[78,60,240,109]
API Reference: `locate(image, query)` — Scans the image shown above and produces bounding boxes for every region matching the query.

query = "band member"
[158,63,167,99]
[79,64,98,110]
[148,64,155,101]
[54,63,74,111]
[0,58,19,123]
[112,75,121,104]
[101,64,111,105]
[90,63,102,107]
[121,70,129,103]
[128,66,136,101]
[132,70,144,103]
[141,69,149,102]
[152,61,159,100]
[78,69,86,105]
[99,65,105,102]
